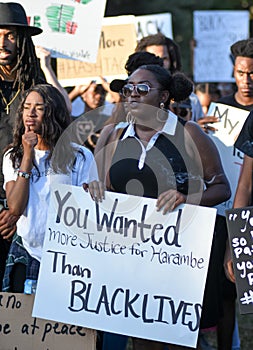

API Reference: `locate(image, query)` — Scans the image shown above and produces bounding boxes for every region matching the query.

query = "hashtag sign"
[226,206,253,314]
[240,290,253,305]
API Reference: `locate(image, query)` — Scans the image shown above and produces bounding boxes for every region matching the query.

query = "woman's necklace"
[0,88,20,114]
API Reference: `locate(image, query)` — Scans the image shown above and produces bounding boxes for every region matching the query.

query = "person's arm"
[99,76,121,103]
[0,127,36,240]
[0,210,19,241]
[197,115,220,133]
[94,123,116,182]
[233,155,253,208]
[35,46,72,114]
[156,121,231,214]
[185,121,231,206]
[6,126,37,216]
[224,155,253,283]
[68,83,91,102]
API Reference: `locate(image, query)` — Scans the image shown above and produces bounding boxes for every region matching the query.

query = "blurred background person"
[135,33,203,121]
[195,83,221,116]
[68,81,114,153]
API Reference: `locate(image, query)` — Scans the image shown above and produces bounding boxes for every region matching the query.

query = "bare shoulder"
[184,120,204,136]
[184,120,214,144]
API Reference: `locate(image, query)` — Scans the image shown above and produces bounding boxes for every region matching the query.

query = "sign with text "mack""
[33,184,216,348]
[135,13,173,40]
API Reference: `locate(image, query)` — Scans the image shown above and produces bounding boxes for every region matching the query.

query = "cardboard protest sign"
[207,103,249,216]
[57,16,137,86]
[225,207,253,314]
[33,184,217,348]
[193,10,249,82]
[0,0,106,62]
[0,292,95,349]
[57,13,173,86]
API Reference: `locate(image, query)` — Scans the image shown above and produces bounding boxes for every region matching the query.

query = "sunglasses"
[121,83,159,97]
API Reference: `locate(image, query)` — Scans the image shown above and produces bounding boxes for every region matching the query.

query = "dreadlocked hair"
[8,84,74,174]
[11,28,46,91]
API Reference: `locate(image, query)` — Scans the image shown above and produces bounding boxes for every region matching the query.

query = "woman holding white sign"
[92,64,231,350]
[2,84,99,293]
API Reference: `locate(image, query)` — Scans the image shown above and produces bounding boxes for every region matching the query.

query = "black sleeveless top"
[109,119,202,199]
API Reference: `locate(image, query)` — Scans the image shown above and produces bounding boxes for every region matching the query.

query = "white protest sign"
[0,0,107,62]
[207,103,249,215]
[33,184,217,348]
[135,13,173,40]
[0,292,96,350]
[193,10,249,82]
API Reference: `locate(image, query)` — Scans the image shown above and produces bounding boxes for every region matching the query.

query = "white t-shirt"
[3,145,98,261]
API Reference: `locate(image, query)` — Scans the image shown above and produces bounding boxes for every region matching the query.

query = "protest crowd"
[0,2,253,350]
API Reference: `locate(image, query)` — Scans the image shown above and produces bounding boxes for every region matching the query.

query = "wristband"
[18,170,32,179]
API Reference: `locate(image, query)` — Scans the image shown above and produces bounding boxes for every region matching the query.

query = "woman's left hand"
[84,180,105,202]
[156,189,186,214]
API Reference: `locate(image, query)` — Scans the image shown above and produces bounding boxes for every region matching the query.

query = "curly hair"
[135,64,193,108]
[231,38,253,61]
[125,52,163,75]
[11,28,45,91]
[8,84,73,173]
[135,33,182,73]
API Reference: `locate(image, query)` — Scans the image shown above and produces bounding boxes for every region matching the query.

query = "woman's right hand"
[84,180,105,202]
[22,126,38,153]
[224,240,236,283]
[197,115,219,133]
[156,189,186,214]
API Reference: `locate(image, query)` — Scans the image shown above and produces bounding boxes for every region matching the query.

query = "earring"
[157,102,167,122]
[126,111,136,124]
[160,102,165,109]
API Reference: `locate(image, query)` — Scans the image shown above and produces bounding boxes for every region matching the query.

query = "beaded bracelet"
[18,170,32,179]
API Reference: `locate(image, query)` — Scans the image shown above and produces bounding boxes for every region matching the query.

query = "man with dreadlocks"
[0,2,71,290]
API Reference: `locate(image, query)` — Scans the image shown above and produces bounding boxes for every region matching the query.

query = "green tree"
[105,0,251,76]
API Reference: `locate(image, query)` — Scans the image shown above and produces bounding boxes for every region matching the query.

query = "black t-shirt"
[0,81,22,198]
[221,94,253,205]
[218,93,253,111]
[234,110,253,157]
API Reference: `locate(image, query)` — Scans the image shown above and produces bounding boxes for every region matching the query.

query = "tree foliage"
[105,0,250,75]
